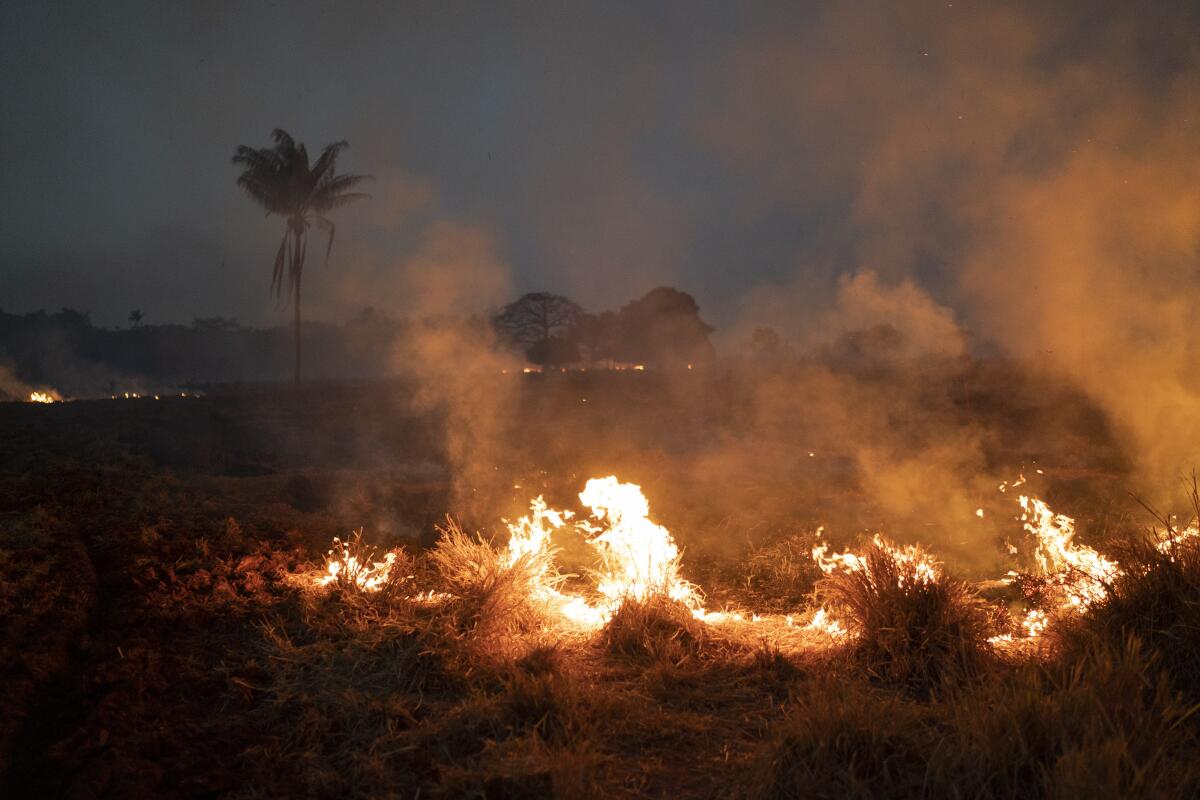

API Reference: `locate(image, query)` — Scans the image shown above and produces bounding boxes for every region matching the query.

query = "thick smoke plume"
[708,0,1200,502]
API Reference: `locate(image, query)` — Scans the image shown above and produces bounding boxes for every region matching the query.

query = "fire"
[578,476,699,607]
[492,477,700,628]
[308,472,1178,653]
[318,531,402,592]
[805,607,847,638]
[29,390,59,403]
[812,532,940,586]
[1017,495,1119,609]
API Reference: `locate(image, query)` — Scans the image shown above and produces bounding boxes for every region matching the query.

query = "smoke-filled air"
[4,2,1200,798]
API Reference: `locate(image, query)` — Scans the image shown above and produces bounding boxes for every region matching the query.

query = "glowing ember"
[1156,521,1200,555]
[1020,608,1049,638]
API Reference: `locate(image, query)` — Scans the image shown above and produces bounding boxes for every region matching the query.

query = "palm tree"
[232,129,370,383]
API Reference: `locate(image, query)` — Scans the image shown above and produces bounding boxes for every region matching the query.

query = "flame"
[493,477,701,627]
[499,496,608,627]
[578,476,699,607]
[29,391,59,403]
[1017,495,1119,609]
[307,474,1171,653]
[812,532,940,586]
[805,607,847,638]
[318,533,401,592]
[1156,521,1199,555]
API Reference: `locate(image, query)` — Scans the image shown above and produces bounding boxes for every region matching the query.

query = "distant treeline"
[0,286,719,396]
[0,307,411,396]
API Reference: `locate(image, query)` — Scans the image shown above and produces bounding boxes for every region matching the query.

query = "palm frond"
[319,191,372,211]
[312,215,336,264]
[270,128,295,150]
[271,229,288,296]
[312,140,349,179]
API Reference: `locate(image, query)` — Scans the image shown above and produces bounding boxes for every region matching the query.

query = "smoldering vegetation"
[3,346,1195,797]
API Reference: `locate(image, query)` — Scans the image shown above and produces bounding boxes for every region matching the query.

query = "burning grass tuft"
[599,595,708,664]
[427,517,559,640]
[1055,523,1200,706]
[819,537,995,695]
[318,528,410,594]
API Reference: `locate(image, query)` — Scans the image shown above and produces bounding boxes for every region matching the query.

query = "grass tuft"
[427,517,556,641]
[819,537,995,695]
[599,596,708,664]
[1056,525,1200,706]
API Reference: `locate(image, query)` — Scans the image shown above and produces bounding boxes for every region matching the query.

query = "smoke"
[707,0,1200,503]
[0,363,35,402]
[387,220,523,518]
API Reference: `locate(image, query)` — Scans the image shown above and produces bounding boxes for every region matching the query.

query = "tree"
[233,129,371,383]
[614,287,715,367]
[128,309,144,328]
[493,292,585,348]
[569,310,620,363]
[527,335,581,367]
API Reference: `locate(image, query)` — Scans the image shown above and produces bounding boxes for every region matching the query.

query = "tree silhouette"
[614,287,715,367]
[128,309,144,328]
[233,129,370,383]
[493,292,584,347]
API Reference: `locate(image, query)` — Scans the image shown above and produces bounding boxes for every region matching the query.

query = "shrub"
[742,533,823,611]
[931,635,1200,798]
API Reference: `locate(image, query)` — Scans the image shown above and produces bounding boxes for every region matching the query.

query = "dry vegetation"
[2,376,1198,798]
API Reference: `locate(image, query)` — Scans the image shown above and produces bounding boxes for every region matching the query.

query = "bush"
[747,637,1200,800]
[931,635,1200,798]
[742,533,823,611]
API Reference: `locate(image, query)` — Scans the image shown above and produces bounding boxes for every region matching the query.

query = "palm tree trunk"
[293,228,303,385]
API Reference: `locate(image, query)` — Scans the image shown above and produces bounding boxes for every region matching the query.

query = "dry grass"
[426,517,558,642]
[599,596,709,664]
[741,532,823,612]
[819,538,996,696]
[747,636,1200,800]
[1055,528,1200,707]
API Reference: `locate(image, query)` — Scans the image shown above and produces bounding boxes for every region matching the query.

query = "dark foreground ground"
[3,366,1197,798]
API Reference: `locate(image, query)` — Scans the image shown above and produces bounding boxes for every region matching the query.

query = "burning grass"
[6,412,1200,798]
[1054,520,1200,707]
[817,537,996,695]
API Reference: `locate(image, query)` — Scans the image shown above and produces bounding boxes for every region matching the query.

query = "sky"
[2,1,1199,340]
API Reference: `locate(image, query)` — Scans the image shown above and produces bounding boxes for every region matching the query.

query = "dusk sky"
[3,1,1198,338]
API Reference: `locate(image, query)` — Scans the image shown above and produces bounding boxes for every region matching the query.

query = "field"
[2,365,1198,799]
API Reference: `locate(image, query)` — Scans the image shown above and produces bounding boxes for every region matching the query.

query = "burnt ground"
[2,365,1182,799]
